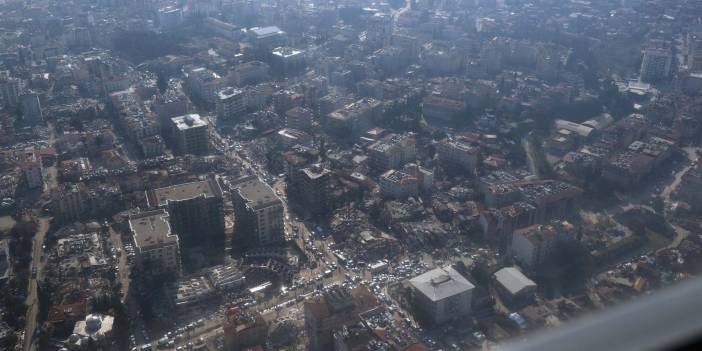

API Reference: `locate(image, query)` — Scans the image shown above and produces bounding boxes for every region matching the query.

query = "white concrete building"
[129,209,181,276]
[217,87,246,120]
[409,266,475,324]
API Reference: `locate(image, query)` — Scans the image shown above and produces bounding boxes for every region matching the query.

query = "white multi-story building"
[216,87,246,120]
[129,209,181,276]
[379,169,419,199]
[409,266,475,324]
[511,220,576,270]
[170,114,209,155]
[436,138,480,174]
[367,133,416,171]
[184,66,222,105]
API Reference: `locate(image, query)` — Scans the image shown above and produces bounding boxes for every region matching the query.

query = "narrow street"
[109,226,131,300]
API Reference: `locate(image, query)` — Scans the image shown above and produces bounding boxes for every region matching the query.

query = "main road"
[23,217,49,351]
[23,122,59,351]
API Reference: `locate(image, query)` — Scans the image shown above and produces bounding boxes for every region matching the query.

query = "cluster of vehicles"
[135,319,208,351]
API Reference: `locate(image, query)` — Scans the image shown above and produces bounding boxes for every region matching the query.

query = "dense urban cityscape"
[0,0,700,350]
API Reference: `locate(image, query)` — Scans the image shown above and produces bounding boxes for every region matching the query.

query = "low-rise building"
[304,285,380,351]
[494,267,537,308]
[66,314,114,349]
[422,95,465,123]
[223,307,268,351]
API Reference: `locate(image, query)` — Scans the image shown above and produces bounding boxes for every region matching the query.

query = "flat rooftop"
[171,114,208,131]
[231,176,281,210]
[249,26,285,39]
[129,209,178,250]
[410,265,474,302]
[148,178,222,207]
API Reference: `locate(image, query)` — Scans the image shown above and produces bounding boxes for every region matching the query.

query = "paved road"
[109,226,131,300]
[23,217,49,351]
[661,147,698,201]
[662,147,698,248]
[23,123,57,351]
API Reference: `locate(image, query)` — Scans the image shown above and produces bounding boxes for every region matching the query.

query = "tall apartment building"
[436,138,480,174]
[158,6,183,30]
[285,106,313,132]
[640,47,673,82]
[129,209,181,276]
[184,66,222,104]
[0,76,21,107]
[409,266,475,325]
[379,169,419,199]
[511,220,576,271]
[229,61,270,87]
[52,183,85,223]
[367,133,416,172]
[20,92,42,124]
[20,151,43,189]
[170,114,209,155]
[146,177,224,249]
[325,98,382,138]
[378,163,434,199]
[296,164,331,218]
[271,47,306,76]
[216,87,246,121]
[230,175,284,247]
[152,82,190,132]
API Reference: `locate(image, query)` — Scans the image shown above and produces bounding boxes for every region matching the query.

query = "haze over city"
[0,0,700,350]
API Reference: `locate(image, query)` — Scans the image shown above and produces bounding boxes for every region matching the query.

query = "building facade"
[409,266,475,325]
[146,177,225,249]
[129,209,181,276]
[230,175,284,247]
[170,114,209,155]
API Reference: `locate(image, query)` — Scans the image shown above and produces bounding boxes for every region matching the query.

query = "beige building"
[129,209,181,276]
[436,138,479,174]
